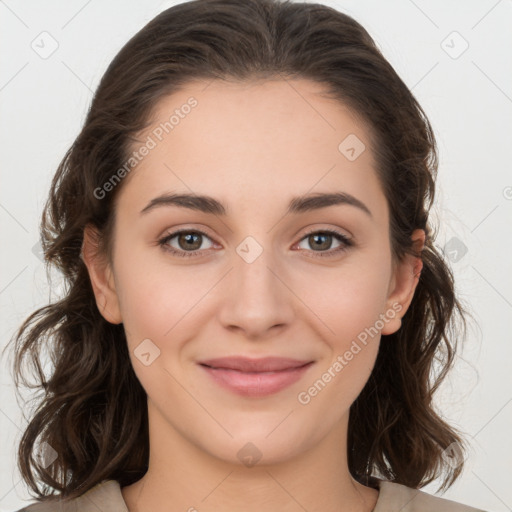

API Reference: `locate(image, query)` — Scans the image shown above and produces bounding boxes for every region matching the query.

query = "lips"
[198,356,312,373]
[198,356,315,397]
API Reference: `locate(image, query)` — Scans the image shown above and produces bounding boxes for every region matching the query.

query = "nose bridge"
[217,233,294,337]
[236,234,277,293]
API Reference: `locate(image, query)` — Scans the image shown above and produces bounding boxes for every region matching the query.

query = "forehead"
[118,78,386,220]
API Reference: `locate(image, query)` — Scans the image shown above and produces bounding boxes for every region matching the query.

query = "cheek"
[112,246,226,393]
[113,242,204,335]
[112,250,205,396]
[299,257,392,343]
[295,267,389,411]
[295,256,391,392]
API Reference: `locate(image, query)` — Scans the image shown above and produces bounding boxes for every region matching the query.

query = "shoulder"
[13,480,128,512]
[374,479,489,512]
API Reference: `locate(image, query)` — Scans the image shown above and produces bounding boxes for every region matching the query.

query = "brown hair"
[4,0,472,502]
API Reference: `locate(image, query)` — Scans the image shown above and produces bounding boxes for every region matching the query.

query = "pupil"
[181,233,200,250]
[311,233,331,251]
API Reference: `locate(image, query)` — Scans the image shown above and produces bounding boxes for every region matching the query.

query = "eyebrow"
[140,191,372,218]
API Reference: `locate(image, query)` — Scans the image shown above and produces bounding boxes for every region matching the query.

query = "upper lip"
[198,356,313,372]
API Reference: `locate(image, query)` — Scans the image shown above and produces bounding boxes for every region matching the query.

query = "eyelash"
[157,228,353,259]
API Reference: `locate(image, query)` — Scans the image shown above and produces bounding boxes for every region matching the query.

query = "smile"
[198,358,315,397]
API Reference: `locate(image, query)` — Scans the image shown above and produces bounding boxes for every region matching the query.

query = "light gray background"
[1,1,511,511]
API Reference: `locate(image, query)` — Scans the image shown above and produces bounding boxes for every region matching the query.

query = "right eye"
[158,229,217,258]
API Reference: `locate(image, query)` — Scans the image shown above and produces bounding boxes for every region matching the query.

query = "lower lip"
[199,362,314,397]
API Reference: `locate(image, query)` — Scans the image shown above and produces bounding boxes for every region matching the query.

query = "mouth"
[198,356,315,397]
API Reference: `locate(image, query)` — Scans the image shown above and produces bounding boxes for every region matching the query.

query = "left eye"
[158,228,353,258]
[295,230,352,256]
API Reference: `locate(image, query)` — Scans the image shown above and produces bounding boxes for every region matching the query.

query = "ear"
[81,224,122,324]
[381,229,425,335]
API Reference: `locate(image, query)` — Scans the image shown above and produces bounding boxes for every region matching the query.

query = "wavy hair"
[5,0,472,502]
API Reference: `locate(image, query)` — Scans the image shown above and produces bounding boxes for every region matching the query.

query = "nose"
[217,240,295,340]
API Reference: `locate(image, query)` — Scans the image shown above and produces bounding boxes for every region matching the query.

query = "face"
[84,78,423,467]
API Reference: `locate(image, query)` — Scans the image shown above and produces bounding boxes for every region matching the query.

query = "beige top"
[15,478,488,512]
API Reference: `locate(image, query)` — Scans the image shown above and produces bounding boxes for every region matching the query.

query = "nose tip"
[217,248,294,339]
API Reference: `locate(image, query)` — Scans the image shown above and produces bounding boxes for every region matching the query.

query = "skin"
[82,78,424,512]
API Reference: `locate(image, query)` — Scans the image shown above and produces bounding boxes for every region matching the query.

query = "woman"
[8,0,487,510]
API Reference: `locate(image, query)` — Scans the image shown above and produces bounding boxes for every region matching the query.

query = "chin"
[194,420,319,468]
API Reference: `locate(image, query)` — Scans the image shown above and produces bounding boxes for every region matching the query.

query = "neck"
[121,399,379,512]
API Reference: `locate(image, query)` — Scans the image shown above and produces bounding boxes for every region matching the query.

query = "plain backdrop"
[1,1,511,511]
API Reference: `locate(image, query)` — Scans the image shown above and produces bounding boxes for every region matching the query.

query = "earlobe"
[81,224,122,324]
[381,229,425,336]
